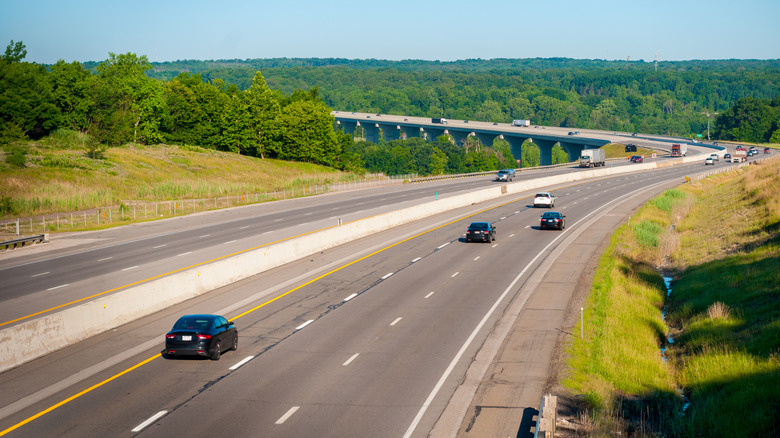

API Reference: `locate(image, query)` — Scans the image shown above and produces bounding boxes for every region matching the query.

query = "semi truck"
[431,118,448,124]
[512,119,531,127]
[579,148,606,167]
[671,143,687,157]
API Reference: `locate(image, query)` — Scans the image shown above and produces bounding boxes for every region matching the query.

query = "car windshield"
[497,171,508,175]
[469,223,489,230]
[174,316,213,330]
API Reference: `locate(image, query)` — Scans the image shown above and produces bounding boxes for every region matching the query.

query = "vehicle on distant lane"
[495,169,516,182]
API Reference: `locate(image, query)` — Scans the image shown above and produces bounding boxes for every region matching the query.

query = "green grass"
[562,157,780,437]
[0,136,366,222]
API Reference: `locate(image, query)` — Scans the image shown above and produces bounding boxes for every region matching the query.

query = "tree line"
[2,41,777,180]
[144,58,780,141]
[0,41,353,170]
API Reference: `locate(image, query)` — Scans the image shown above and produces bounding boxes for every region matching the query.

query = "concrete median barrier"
[0,160,669,372]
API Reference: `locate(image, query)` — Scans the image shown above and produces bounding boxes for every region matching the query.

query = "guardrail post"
[535,394,557,437]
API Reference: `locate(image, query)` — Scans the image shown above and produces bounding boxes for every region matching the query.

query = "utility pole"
[702,111,719,140]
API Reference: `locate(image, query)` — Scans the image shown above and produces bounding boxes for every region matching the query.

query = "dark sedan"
[540,212,566,230]
[165,314,238,360]
[465,221,496,242]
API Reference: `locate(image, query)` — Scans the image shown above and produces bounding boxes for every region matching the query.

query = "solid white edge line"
[342,353,359,366]
[229,356,255,370]
[275,406,300,424]
[131,410,168,432]
[390,317,403,326]
[295,320,314,330]
[381,272,393,279]
[422,179,678,438]
[344,293,358,301]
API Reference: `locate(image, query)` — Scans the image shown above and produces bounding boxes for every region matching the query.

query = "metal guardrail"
[1,234,48,252]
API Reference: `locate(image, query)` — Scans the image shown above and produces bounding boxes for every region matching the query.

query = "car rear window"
[535,193,549,198]
[469,223,488,229]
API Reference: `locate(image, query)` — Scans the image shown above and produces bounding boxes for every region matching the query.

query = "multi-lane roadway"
[0,151,756,437]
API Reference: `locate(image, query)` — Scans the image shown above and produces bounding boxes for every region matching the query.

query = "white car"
[533,192,555,208]
[705,157,715,165]
[709,153,719,161]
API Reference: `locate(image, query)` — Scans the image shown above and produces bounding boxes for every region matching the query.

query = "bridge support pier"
[535,139,557,166]
[475,133,496,147]
[559,142,585,163]
[424,128,447,141]
[504,135,528,163]
[362,123,380,144]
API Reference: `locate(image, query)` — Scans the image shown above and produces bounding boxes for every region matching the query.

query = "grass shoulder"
[559,156,780,437]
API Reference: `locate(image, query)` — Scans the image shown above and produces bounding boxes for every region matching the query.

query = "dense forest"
[1,40,778,177]
[142,57,780,141]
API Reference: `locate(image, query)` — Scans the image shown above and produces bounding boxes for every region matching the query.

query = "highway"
[0,152,697,327]
[0,154,756,437]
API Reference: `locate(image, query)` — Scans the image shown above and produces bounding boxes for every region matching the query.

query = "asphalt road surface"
[0,155,756,437]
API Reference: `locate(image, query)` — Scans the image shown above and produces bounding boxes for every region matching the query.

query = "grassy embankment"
[562,156,780,436]
[0,130,364,231]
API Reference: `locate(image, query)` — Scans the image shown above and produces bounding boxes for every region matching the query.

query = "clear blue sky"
[2,0,778,64]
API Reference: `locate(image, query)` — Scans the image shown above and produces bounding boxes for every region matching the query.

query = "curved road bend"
[0,159,739,437]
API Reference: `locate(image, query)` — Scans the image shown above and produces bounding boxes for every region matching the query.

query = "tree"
[713,97,776,143]
[1,40,27,63]
[93,52,163,144]
[245,71,281,158]
[268,100,341,166]
[0,58,60,140]
[48,60,94,131]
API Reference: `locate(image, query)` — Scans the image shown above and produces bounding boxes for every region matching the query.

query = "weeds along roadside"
[0,139,395,234]
[561,156,780,437]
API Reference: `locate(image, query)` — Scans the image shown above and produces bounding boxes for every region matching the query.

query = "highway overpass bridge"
[333,112,613,166]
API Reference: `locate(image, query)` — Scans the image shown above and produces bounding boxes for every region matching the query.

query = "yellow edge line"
[2,177,619,434]
[0,193,533,435]
[0,354,159,436]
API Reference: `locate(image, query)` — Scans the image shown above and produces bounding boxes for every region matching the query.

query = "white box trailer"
[579,148,606,167]
[512,119,531,127]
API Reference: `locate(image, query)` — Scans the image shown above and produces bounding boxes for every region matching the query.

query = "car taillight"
[197,334,212,340]
[166,334,176,339]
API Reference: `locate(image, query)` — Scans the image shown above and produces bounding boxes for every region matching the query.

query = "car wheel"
[231,335,238,351]
[211,341,222,361]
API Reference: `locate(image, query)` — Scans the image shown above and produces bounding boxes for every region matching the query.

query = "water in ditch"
[660,271,690,415]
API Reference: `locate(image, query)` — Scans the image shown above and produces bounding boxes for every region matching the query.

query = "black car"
[165,314,238,360]
[540,212,566,230]
[465,221,496,242]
